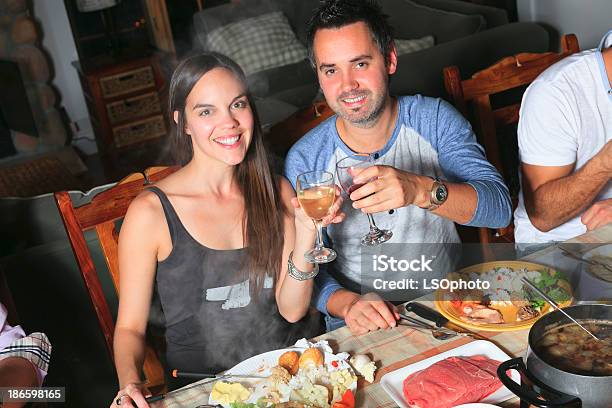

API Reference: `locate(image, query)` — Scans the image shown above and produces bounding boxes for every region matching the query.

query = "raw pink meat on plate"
[402,355,503,408]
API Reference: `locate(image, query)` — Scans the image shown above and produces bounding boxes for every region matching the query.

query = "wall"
[517,0,612,50]
[0,0,69,153]
[32,0,97,154]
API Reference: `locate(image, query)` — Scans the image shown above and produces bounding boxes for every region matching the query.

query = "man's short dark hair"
[306,0,394,68]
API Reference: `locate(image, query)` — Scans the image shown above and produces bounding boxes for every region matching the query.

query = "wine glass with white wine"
[296,170,337,263]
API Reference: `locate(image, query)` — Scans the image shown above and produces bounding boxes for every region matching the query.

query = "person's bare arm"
[522,141,612,232]
[276,178,344,322]
[276,178,317,323]
[0,357,38,408]
[111,193,162,407]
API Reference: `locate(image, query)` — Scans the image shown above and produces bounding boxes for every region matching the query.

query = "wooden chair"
[266,101,335,159]
[54,166,179,394]
[443,34,580,243]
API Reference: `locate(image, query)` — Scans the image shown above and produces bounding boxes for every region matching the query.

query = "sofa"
[192,0,550,127]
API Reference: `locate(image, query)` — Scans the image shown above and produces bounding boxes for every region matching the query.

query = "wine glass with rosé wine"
[336,154,393,246]
[296,170,337,263]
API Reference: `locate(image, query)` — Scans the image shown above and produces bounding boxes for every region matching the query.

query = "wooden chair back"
[443,34,580,243]
[54,166,178,393]
[266,101,335,158]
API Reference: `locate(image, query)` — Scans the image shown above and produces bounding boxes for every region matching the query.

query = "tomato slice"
[340,389,355,407]
[450,299,463,309]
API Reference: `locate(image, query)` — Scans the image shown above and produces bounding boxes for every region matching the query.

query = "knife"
[172,369,269,379]
[404,302,483,338]
[144,375,222,404]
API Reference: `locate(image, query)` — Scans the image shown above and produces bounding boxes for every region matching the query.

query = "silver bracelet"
[288,251,319,281]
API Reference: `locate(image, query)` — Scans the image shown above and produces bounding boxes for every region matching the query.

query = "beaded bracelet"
[287,251,319,281]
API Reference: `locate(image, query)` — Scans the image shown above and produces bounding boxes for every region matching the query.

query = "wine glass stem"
[366,213,381,231]
[314,219,324,251]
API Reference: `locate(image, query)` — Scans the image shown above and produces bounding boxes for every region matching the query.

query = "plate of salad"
[434,261,573,331]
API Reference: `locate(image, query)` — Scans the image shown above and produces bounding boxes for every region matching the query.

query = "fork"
[560,246,612,273]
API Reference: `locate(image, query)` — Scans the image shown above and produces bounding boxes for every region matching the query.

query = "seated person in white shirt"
[514,30,612,243]
[0,302,51,408]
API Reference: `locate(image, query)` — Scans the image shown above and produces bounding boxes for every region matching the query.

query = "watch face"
[435,185,448,203]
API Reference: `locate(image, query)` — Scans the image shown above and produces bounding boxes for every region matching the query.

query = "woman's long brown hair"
[168,53,284,294]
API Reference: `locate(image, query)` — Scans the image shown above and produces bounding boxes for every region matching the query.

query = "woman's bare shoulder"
[123,188,165,228]
[126,167,186,218]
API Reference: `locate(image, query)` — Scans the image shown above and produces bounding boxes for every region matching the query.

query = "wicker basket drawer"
[106,92,161,124]
[100,66,155,98]
[112,115,166,148]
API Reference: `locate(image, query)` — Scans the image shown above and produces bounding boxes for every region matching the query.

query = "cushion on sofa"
[410,0,509,28]
[383,0,485,44]
[207,11,307,76]
[271,0,320,45]
[193,0,278,49]
[394,35,435,56]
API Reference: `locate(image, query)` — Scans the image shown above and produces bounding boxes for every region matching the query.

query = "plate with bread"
[209,339,367,408]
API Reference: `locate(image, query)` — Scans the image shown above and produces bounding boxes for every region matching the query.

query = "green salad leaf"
[530,299,546,310]
[525,269,571,306]
[229,403,258,408]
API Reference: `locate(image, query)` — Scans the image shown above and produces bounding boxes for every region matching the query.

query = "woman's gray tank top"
[147,186,322,388]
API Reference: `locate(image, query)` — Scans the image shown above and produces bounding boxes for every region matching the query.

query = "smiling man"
[284,0,511,335]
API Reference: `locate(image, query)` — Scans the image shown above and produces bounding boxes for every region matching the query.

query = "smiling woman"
[108,53,346,407]
[176,67,254,167]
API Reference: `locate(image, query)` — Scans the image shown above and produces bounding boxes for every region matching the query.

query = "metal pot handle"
[497,358,582,408]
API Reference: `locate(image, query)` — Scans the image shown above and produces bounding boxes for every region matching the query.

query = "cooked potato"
[278,351,300,375]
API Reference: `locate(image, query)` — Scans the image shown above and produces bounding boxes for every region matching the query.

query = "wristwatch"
[427,177,448,211]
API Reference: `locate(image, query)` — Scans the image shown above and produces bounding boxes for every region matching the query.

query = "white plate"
[380,340,519,408]
[209,347,357,407]
[454,404,502,408]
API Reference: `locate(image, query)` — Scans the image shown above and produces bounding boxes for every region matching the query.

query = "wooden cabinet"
[64,0,151,61]
[143,0,176,54]
[74,54,167,153]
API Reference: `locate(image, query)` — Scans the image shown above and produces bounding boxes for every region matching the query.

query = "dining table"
[154,224,611,408]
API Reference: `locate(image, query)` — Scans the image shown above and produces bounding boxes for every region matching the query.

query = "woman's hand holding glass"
[291,186,345,232]
[295,171,343,263]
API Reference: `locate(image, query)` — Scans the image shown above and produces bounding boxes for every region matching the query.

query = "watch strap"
[427,177,446,211]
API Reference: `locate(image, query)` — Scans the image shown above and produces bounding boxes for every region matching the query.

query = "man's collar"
[603,48,612,88]
[336,97,398,153]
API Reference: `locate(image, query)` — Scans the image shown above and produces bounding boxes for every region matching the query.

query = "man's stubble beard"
[335,90,388,129]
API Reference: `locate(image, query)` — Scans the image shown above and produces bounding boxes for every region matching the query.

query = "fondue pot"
[497,304,612,408]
